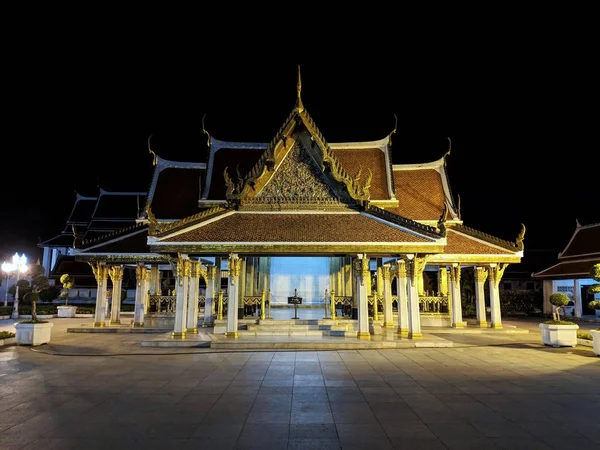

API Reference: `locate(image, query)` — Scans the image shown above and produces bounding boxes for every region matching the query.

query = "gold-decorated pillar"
[186,261,201,334]
[172,256,190,338]
[396,260,409,336]
[226,253,241,338]
[238,258,246,319]
[108,265,123,325]
[382,264,394,328]
[133,263,146,327]
[488,264,507,329]
[474,267,489,327]
[143,267,151,313]
[355,254,370,339]
[449,263,464,328]
[91,262,108,328]
[406,255,425,339]
[204,265,217,326]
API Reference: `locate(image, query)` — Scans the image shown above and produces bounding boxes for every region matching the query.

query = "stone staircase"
[238,319,358,337]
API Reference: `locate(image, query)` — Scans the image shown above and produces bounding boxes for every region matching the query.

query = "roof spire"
[445,137,452,157]
[296,65,304,113]
[148,134,158,166]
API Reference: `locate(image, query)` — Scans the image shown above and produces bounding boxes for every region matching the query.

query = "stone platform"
[67,326,172,333]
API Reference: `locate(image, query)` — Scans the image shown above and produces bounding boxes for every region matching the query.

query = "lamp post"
[1,253,28,319]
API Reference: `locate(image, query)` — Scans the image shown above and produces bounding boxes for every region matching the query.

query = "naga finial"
[575,217,581,227]
[296,65,304,113]
[445,137,452,157]
[437,203,448,236]
[392,113,398,135]
[71,224,82,248]
[148,134,158,166]
[516,223,526,250]
[202,113,211,149]
[146,204,158,233]
[457,193,462,220]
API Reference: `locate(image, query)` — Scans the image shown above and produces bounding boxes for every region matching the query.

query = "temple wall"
[269,257,329,304]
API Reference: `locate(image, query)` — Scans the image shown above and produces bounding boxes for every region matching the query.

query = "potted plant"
[15,263,53,346]
[57,274,77,318]
[590,326,600,356]
[539,292,579,347]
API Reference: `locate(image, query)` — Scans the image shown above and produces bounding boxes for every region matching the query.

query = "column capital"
[89,262,108,284]
[406,256,426,281]
[382,264,391,281]
[228,254,242,278]
[109,265,124,282]
[354,257,370,285]
[474,266,489,283]
[488,263,508,287]
[449,263,461,283]
[206,265,217,280]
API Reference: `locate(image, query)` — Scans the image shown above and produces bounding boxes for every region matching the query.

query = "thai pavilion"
[49,70,525,341]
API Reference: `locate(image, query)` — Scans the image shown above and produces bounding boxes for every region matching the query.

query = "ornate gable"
[253,140,340,204]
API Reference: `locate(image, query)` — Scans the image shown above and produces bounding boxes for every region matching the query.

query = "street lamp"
[1,253,28,318]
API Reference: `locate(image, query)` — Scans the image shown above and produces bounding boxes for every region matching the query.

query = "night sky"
[1,58,597,267]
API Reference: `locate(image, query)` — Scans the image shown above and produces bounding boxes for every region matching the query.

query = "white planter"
[15,322,54,346]
[57,306,78,318]
[591,330,600,356]
[539,322,579,347]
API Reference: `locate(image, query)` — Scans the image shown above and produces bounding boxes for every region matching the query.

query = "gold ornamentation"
[365,204,442,238]
[449,264,461,284]
[489,263,508,288]
[183,259,192,278]
[228,254,242,278]
[109,265,124,282]
[406,256,427,282]
[176,254,185,280]
[89,262,108,284]
[354,256,370,286]
[516,223,526,251]
[80,222,147,247]
[396,260,407,279]
[72,224,83,248]
[190,261,197,279]
[437,203,447,236]
[146,204,158,232]
[148,134,158,166]
[207,265,217,280]
[296,65,304,113]
[153,206,227,237]
[474,267,488,283]
[254,142,340,204]
[382,265,391,281]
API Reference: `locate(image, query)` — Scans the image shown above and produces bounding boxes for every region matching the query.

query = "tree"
[24,263,49,321]
[9,279,31,302]
[59,274,74,305]
[549,293,570,322]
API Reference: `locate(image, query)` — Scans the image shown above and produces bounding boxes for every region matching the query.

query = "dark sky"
[1,56,597,266]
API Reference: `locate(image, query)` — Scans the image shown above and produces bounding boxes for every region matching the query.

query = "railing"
[419,296,449,313]
[198,295,206,308]
[148,295,176,314]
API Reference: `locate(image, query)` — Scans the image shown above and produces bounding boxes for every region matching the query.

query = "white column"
[133,263,146,327]
[204,265,216,326]
[92,262,108,328]
[574,279,582,318]
[173,257,190,338]
[488,264,507,329]
[474,267,488,327]
[186,261,200,333]
[143,268,151,314]
[355,254,370,339]
[407,255,424,339]
[238,258,246,319]
[450,264,464,328]
[382,265,394,328]
[109,266,123,325]
[226,254,241,337]
[396,260,409,336]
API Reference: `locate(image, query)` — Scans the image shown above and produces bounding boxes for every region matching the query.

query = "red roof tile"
[331,148,390,200]
[390,169,445,220]
[161,213,429,243]
[445,230,515,255]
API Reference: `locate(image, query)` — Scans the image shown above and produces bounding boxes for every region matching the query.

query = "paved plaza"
[0,318,599,449]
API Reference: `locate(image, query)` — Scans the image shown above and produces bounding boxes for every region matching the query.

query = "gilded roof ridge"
[448,223,520,252]
[79,222,148,249]
[153,205,228,237]
[365,204,442,239]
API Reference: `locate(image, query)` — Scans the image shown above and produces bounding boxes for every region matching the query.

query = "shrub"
[76,306,95,314]
[0,331,15,339]
[0,306,12,316]
[121,304,135,312]
[500,289,543,315]
[577,330,592,340]
[589,300,600,310]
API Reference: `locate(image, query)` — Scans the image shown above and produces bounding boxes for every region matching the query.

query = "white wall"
[269,257,329,304]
